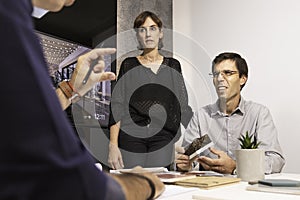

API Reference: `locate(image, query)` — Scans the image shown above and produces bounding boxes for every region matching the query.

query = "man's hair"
[212,52,248,90]
[133,11,163,50]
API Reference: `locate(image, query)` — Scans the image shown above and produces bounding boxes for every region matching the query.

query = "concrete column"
[116,0,173,74]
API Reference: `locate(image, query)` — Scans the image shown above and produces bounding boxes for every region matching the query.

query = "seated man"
[176,52,285,174]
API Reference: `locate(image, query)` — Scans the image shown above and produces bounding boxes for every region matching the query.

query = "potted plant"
[235,131,265,181]
[238,131,261,149]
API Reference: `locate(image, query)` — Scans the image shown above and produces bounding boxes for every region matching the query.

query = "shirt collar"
[211,97,245,117]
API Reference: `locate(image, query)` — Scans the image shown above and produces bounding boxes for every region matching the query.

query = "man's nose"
[217,72,225,81]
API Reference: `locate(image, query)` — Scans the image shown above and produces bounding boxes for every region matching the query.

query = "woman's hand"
[108,143,124,170]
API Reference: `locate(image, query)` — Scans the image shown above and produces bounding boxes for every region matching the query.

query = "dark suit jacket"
[0,1,124,199]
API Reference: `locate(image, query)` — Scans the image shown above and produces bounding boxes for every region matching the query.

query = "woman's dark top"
[109,57,193,152]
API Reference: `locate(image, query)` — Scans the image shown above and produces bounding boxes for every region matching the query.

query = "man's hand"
[197,147,236,174]
[108,143,124,170]
[70,48,116,97]
[32,0,75,12]
[110,166,165,200]
[129,166,165,199]
[175,146,197,172]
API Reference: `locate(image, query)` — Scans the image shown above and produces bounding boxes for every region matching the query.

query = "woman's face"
[136,17,163,50]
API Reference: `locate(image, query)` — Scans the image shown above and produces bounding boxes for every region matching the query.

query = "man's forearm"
[56,87,71,110]
[56,80,81,110]
[265,152,285,174]
[110,173,152,200]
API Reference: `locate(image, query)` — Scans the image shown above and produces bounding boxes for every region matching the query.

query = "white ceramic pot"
[235,149,265,182]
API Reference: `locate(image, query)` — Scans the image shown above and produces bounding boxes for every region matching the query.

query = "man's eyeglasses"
[209,70,238,78]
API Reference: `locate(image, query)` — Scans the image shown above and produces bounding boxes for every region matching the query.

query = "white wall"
[173,0,300,173]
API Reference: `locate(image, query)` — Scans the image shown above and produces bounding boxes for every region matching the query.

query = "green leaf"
[238,131,261,149]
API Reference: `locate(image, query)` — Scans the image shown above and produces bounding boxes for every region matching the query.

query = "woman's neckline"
[136,56,165,74]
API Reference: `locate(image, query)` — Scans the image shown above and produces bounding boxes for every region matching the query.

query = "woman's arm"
[172,58,193,127]
[108,122,124,169]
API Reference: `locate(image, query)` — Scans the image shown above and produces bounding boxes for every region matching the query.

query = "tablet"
[258,179,300,187]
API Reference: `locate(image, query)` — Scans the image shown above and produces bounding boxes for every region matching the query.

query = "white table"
[157,173,300,200]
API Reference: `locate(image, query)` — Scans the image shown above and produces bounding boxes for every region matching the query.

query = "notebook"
[258,179,300,187]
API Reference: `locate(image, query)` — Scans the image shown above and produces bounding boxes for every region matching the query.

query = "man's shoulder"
[242,99,270,113]
[195,103,216,116]
[243,99,267,108]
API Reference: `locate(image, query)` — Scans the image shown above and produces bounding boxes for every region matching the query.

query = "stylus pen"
[82,44,105,85]
[82,43,104,85]
[82,65,94,85]
[82,57,100,84]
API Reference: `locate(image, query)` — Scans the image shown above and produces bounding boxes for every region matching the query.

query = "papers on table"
[157,185,200,199]
[110,167,168,174]
[156,172,197,183]
[187,170,224,177]
[247,184,300,195]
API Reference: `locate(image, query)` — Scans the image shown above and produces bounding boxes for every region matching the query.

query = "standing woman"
[108,11,193,169]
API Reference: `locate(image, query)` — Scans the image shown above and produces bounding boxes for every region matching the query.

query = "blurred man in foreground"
[0,0,164,199]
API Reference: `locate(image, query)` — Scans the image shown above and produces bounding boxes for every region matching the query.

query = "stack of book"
[247,179,300,195]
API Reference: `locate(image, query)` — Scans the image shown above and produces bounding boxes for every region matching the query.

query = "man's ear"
[240,75,247,88]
